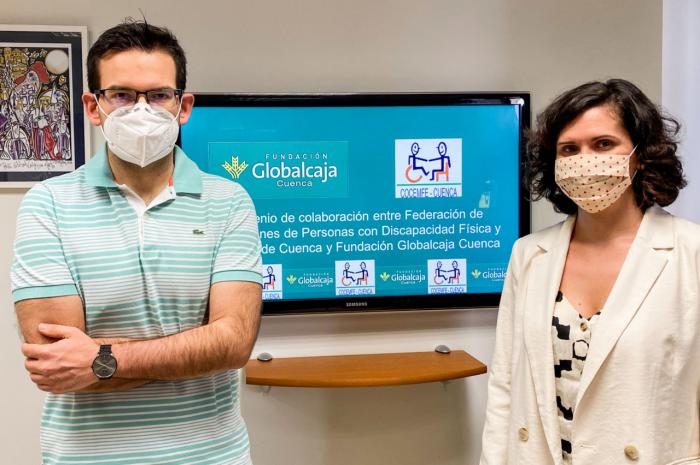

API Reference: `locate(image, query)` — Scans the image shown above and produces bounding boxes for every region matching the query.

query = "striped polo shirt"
[11,145,262,465]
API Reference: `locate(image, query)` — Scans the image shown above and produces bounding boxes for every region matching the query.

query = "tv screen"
[180,93,530,314]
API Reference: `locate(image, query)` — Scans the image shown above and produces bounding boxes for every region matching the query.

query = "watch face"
[92,353,117,379]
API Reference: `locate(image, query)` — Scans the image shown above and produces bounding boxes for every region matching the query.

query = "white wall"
[1,1,662,464]
[663,0,700,223]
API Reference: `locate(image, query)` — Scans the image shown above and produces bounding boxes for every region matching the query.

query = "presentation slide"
[181,102,522,303]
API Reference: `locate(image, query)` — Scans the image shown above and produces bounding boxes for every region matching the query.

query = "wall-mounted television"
[180,93,530,314]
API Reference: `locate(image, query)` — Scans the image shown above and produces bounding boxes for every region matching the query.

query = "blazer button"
[580,321,589,332]
[624,445,639,460]
[518,427,529,442]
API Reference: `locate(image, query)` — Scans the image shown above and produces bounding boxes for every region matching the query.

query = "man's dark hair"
[525,79,686,214]
[87,19,187,92]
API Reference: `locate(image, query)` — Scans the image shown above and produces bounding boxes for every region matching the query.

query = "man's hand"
[22,324,99,394]
[16,281,261,389]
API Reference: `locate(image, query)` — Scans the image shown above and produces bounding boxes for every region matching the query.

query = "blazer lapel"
[523,215,576,465]
[575,206,673,408]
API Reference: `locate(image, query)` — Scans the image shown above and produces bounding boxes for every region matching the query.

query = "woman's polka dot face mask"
[554,147,636,214]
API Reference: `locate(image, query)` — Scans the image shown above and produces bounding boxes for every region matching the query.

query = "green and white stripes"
[12,146,261,465]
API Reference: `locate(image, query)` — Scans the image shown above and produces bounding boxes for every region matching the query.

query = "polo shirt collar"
[85,145,203,194]
[84,144,115,188]
[172,146,203,194]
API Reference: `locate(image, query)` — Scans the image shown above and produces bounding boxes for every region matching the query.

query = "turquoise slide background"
[181,104,521,300]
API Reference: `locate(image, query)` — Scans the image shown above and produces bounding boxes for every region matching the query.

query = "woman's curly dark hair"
[524,79,686,214]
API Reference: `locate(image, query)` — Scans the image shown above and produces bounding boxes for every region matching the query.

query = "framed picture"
[0,25,88,187]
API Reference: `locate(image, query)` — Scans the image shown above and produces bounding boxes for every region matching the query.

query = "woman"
[480,79,700,465]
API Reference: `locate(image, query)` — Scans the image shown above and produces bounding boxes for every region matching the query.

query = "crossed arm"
[16,281,262,394]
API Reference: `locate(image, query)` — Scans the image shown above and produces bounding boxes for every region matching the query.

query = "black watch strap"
[99,344,112,355]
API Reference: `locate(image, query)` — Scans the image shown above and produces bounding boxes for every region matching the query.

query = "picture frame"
[0,25,88,188]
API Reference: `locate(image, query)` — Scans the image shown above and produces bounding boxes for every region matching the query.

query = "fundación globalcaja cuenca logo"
[210,141,349,199]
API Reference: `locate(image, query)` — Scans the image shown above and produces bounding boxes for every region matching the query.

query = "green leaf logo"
[286,274,297,285]
[471,269,482,279]
[222,156,249,179]
[380,271,391,282]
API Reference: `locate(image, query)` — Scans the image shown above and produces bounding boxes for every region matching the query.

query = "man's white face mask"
[97,98,180,168]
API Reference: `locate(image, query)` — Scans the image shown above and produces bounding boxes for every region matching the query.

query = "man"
[11,20,262,465]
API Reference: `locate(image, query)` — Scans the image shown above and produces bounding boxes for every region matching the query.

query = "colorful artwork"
[0,26,87,186]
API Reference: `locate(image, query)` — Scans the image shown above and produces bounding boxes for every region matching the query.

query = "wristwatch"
[91,344,118,380]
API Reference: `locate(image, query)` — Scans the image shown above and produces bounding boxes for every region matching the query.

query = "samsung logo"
[345,301,368,307]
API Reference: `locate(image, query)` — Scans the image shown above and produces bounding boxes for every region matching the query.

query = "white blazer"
[480,206,700,465]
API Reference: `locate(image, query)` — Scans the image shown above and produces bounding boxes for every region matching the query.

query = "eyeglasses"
[94,88,183,110]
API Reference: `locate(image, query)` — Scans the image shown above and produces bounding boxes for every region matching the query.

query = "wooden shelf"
[244,350,487,388]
